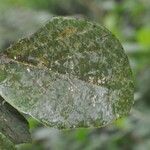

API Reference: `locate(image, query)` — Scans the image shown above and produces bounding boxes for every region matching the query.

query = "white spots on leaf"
[98,77,106,85]
[68,86,74,92]
[92,95,97,107]
[67,55,72,59]
[89,76,94,83]
[69,61,74,70]
[27,68,31,72]
[54,60,60,65]
[41,43,46,47]
[98,79,102,84]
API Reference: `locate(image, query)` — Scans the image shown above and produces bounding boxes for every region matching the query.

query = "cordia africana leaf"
[0,96,31,144]
[0,17,134,129]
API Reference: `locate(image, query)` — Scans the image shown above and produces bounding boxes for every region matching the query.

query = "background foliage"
[0,0,150,149]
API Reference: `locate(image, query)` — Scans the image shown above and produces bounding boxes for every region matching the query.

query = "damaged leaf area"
[0,17,134,129]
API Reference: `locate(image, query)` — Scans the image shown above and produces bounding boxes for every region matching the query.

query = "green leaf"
[0,17,134,129]
[0,96,31,144]
[137,26,150,48]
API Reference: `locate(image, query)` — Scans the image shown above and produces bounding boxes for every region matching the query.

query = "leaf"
[0,132,16,150]
[0,96,31,144]
[0,17,134,129]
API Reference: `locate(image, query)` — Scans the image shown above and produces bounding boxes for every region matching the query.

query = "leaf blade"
[0,17,134,129]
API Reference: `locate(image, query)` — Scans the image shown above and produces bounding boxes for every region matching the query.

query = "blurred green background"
[0,0,150,150]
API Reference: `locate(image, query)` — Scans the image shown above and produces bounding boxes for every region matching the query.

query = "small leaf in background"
[0,96,31,144]
[0,17,134,129]
[74,128,89,141]
[137,26,150,48]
